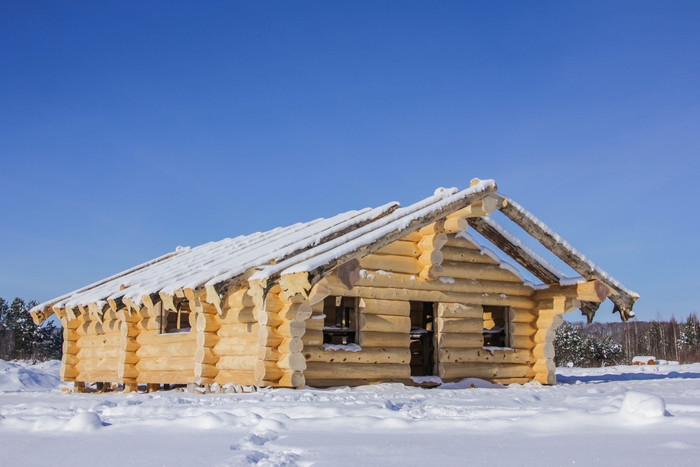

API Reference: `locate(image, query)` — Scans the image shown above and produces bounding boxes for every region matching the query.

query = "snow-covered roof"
[31,180,497,318]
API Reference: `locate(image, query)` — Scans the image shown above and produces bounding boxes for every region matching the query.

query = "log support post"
[118,305,142,386]
[532,297,580,385]
[193,293,221,385]
[59,311,82,383]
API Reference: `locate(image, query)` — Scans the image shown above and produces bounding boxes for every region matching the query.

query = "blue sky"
[1,1,698,322]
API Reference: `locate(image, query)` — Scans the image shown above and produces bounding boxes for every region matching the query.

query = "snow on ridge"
[279,180,496,276]
[36,204,398,312]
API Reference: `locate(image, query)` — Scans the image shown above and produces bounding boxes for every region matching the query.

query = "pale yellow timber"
[359,331,409,348]
[441,247,500,264]
[439,262,524,283]
[436,303,484,319]
[303,347,410,364]
[357,298,410,317]
[217,322,260,337]
[136,356,194,371]
[215,369,256,386]
[323,285,535,309]
[304,362,410,380]
[359,314,411,334]
[437,333,484,349]
[219,306,257,324]
[375,240,419,257]
[136,370,193,384]
[436,317,483,334]
[444,235,481,250]
[439,348,534,365]
[439,362,533,380]
[532,280,609,303]
[359,254,422,275]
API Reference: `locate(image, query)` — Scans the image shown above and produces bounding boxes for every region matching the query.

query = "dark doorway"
[409,301,435,376]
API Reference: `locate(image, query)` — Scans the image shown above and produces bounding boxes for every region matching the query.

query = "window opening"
[482,305,510,348]
[409,301,435,376]
[161,298,192,334]
[323,296,357,345]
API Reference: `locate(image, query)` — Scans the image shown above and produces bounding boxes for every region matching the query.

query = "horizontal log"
[303,346,410,364]
[304,362,410,380]
[439,348,534,365]
[277,320,306,338]
[195,347,218,365]
[136,356,194,372]
[401,231,423,242]
[375,240,419,257]
[75,321,103,336]
[278,353,307,371]
[326,286,535,309]
[510,335,536,350]
[302,331,323,347]
[136,330,195,345]
[279,337,304,354]
[215,369,256,386]
[437,333,483,349]
[439,262,522,283]
[359,314,411,334]
[418,233,448,251]
[510,322,537,337]
[358,331,409,348]
[532,344,554,360]
[216,355,258,370]
[219,306,256,324]
[196,313,220,332]
[118,353,139,365]
[225,288,254,309]
[444,235,480,250]
[418,249,443,266]
[492,377,532,385]
[305,316,325,331]
[509,308,537,323]
[212,335,258,353]
[76,357,120,371]
[76,370,119,382]
[436,303,483,319]
[278,370,305,388]
[533,280,609,303]
[217,322,259,338]
[135,341,197,358]
[255,360,283,381]
[197,331,218,347]
[357,272,534,297]
[257,310,283,327]
[358,298,410,317]
[278,302,313,322]
[60,364,79,380]
[439,363,533,380]
[136,370,194,384]
[441,247,500,265]
[258,325,283,347]
[436,317,483,334]
[78,334,122,347]
[77,346,121,359]
[359,255,422,275]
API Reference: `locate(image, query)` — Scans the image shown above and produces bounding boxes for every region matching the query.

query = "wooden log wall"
[132,300,196,384]
[73,308,121,383]
[531,297,578,385]
[306,225,541,386]
[211,288,258,386]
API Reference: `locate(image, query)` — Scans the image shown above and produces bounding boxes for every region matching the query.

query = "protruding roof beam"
[493,194,639,321]
[467,216,604,322]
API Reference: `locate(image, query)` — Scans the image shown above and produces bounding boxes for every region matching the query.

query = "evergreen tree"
[678,314,700,351]
[554,322,585,367]
[0,297,62,361]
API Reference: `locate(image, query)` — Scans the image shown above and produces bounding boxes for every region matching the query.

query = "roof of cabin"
[30,179,639,322]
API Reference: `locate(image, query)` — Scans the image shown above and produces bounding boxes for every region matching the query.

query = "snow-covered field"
[2,360,700,466]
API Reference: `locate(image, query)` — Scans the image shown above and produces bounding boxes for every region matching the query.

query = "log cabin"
[29,179,638,391]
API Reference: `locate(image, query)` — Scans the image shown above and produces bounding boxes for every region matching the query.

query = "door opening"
[409,301,435,377]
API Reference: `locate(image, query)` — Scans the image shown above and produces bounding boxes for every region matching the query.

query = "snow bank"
[620,391,667,418]
[0,359,61,392]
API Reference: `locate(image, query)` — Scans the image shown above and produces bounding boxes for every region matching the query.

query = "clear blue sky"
[1,2,698,323]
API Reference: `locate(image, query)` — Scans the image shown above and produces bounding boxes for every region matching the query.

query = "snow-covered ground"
[2,360,700,466]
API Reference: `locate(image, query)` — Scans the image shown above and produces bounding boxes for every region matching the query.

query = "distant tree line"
[0,297,62,361]
[555,314,700,367]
